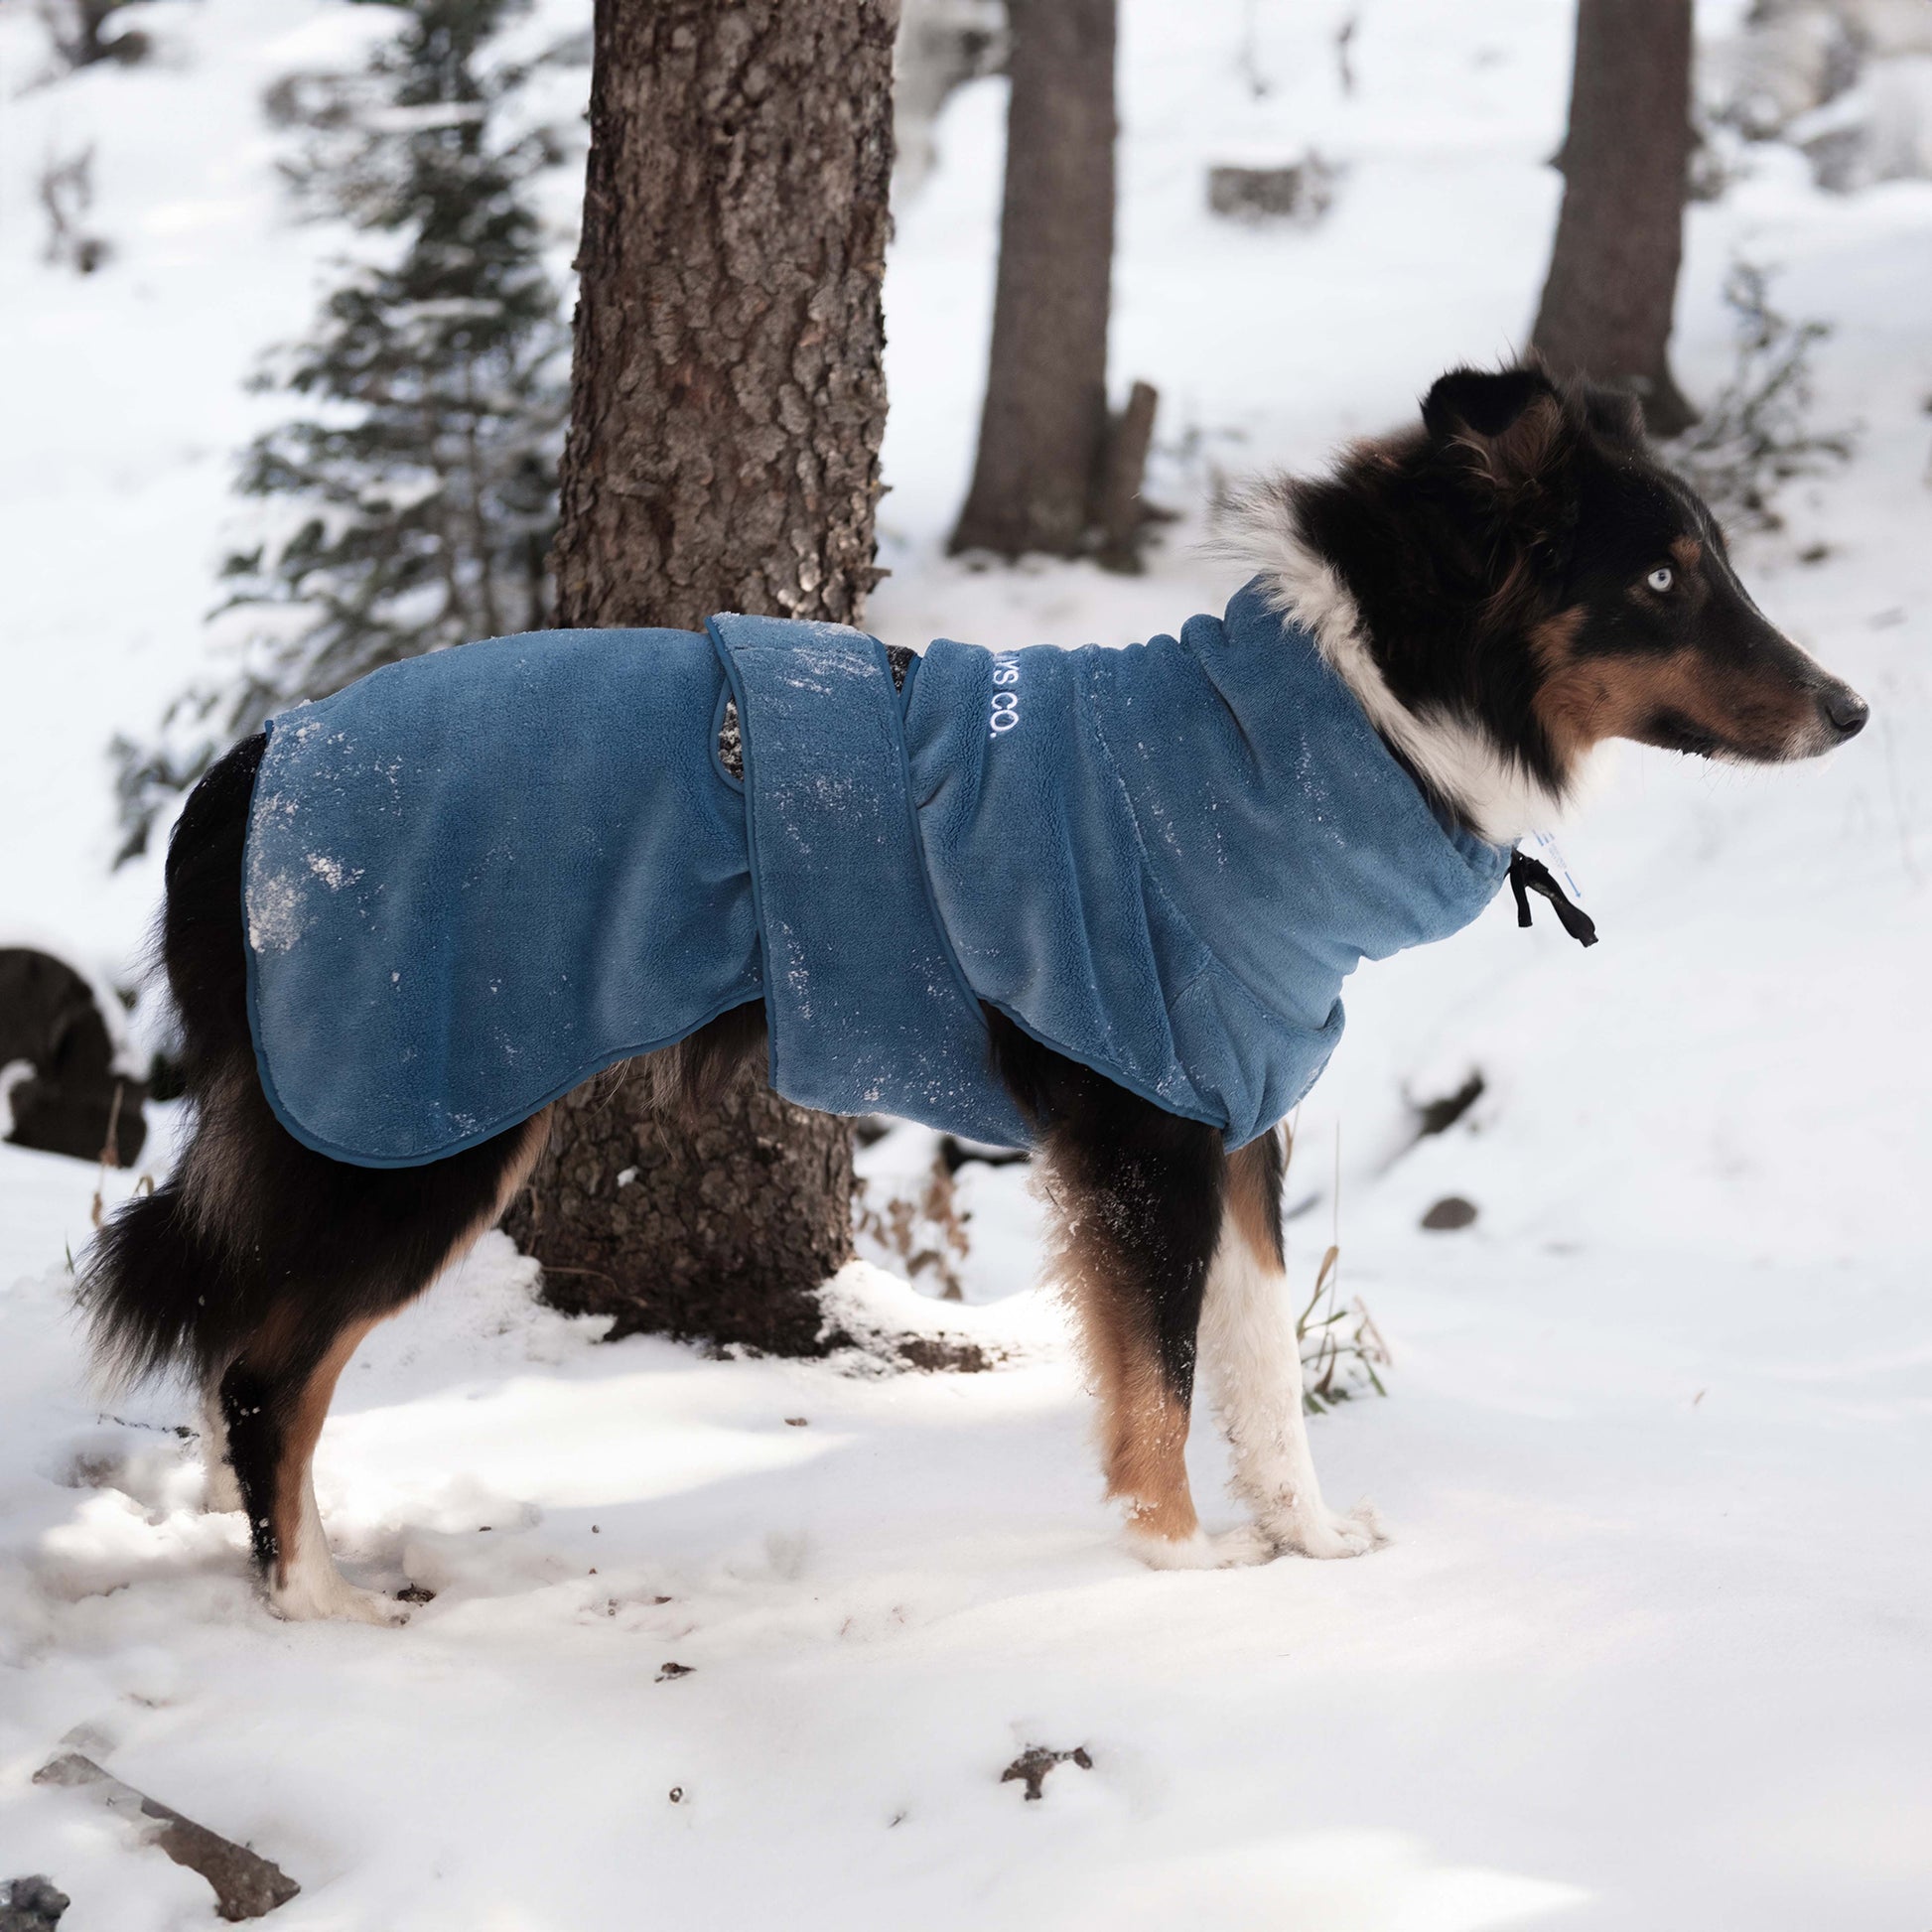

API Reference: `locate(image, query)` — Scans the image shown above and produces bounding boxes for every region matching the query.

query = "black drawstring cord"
[1509,850,1598,948]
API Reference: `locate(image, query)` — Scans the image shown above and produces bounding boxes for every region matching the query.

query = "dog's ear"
[1423,364,1579,564]
[1424,364,1575,495]
[1422,366,1557,445]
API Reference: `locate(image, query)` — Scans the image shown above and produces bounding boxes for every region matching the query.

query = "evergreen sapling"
[114,0,572,861]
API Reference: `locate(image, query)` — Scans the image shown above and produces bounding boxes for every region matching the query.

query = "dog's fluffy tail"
[79,732,270,1392]
[78,1180,237,1389]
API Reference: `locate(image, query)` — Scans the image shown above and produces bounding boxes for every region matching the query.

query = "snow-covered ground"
[4,0,1931,1924]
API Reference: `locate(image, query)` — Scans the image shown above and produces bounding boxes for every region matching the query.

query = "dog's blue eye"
[1647,567,1674,593]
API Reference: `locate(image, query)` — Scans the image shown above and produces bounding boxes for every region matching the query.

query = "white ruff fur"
[1223,488,1576,845]
[1196,1214,1385,1560]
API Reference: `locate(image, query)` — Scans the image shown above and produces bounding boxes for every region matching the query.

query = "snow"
[5,0,1932,1925]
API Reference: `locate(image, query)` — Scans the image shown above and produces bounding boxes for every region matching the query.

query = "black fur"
[221,1353,297,1575]
[987,1010,1225,1405]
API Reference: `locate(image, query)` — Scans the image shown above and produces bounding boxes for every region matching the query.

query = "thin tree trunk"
[949,0,1116,558]
[504,0,897,1353]
[1531,0,1696,436]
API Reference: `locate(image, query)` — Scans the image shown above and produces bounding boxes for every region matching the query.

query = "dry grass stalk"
[853,1145,972,1301]
[1288,1119,1390,1413]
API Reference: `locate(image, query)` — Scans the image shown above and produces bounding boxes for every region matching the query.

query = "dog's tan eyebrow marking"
[1670,535,1703,570]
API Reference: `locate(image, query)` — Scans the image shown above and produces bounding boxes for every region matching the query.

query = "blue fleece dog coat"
[242,583,1511,1167]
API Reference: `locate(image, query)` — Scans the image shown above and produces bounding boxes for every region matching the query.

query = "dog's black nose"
[1824,686,1869,739]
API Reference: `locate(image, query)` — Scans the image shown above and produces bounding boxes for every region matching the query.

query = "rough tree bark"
[503,0,897,1354]
[949,0,1117,558]
[1531,0,1697,436]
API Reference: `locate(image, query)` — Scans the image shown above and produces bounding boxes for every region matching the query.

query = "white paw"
[1266,1499,1388,1560]
[1122,1523,1278,1571]
[1203,1523,1278,1568]
[268,1567,412,1626]
[1123,1525,1216,1570]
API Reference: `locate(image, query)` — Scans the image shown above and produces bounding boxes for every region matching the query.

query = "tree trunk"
[949,0,1116,558]
[504,0,897,1353]
[1530,0,1697,437]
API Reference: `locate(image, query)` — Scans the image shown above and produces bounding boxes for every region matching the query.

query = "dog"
[81,365,1867,1621]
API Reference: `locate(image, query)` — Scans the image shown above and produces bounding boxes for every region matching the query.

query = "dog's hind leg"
[213,1106,552,1623]
[1198,1130,1385,1560]
[221,1312,403,1624]
[199,1376,242,1514]
[984,1012,1240,1566]
[1032,1091,1228,1567]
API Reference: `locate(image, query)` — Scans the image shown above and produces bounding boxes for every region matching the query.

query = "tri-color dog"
[83,365,1867,1621]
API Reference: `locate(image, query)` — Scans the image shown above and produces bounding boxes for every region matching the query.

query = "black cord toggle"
[1509,849,1597,947]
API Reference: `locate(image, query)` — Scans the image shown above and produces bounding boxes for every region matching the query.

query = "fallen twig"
[33,1754,299,1921]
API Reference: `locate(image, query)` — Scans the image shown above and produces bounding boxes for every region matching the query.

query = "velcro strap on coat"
[707,614,1031,1148]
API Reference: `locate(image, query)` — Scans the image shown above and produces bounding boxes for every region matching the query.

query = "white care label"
[1522,828,1585,903]
[988,651,1021,738]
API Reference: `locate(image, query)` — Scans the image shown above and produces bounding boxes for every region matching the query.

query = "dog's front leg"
[1199,1133,1386,1560]
[1033,1090,1233,1568]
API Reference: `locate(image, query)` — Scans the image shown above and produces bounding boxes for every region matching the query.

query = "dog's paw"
[1267,1499,1388,1560]
[1203,1523,1279,1568]
[1122,1525,1217,1570]
[1122,1523,1278,1571]
[268,1567,413,1626]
